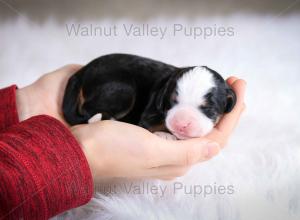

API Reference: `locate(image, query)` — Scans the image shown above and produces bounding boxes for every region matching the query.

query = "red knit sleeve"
[0,115,94,220]
[0,85,19,132]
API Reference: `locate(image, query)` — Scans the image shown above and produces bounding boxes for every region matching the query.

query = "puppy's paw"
[154,131,177,140]
[88,113,103,124]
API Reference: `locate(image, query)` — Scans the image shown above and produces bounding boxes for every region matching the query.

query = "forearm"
[0,84,93,219]
[0,85,19,132]
[0,84,41,129]
[15,84,39,122]
[0,115,93,219]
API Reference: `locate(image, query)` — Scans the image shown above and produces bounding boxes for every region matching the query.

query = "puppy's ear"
[155,82,169,112]
[224,88,237,113]
[156,75,178,112]
[139,76,172,128]
[139,90,164,129]
[63,73,91,125]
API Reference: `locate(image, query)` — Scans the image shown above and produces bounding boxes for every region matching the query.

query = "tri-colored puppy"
[63,54,236,140]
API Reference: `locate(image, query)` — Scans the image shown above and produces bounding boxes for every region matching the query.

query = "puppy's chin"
[166,114,214,140]
[165,104,216,140]
[172,132,191,140]
[171,130,209,140]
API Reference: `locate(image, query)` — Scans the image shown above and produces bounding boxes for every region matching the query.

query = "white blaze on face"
[165,66,216,139]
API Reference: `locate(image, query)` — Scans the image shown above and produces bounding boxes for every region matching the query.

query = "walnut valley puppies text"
[66,23,235,39]
[94,182,235,198]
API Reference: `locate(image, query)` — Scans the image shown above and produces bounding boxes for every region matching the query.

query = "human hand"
[71,77,246,181]
[16,64,82,126]
[71,120,220,181]
[16,66,245,181]
[172,77,246,157]
[205,77,246,147]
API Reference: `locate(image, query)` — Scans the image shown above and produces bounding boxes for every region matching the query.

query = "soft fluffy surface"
[1,14,300,220]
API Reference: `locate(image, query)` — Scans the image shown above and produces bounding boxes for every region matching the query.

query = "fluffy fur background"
[1,14,300,220]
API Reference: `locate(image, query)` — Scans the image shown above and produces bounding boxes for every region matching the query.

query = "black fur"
[200,66,237,122]
[62,54,236,130]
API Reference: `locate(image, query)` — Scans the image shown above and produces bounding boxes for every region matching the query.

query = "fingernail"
[203,142,220,159]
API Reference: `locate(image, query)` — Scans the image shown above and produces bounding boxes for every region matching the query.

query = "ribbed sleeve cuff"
[0,115,93,219]
[0,85,19,132]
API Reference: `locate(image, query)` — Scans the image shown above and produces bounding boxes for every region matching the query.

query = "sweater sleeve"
[0,115,94,220]
[0,85,94,219]
[0,85,19,132]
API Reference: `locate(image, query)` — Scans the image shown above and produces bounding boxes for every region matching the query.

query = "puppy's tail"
[62,73,90,125]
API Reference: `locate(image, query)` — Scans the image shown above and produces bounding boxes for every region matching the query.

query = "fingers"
[156,176,176,181]
[39,64,83,85]
[58,64,82,74]
[216,79,246,133]
[147,165,190,179]
[226,76,238,86]
[148,137,220,167]
[205,78,246,146]
[44,64,82,79]
[51,64,82,77]
[149,77,246,167]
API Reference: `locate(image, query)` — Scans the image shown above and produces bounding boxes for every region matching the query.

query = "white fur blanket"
[1,15,300,220]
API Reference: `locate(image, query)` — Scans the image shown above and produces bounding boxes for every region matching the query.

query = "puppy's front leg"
[154,131,178,140]
[88,113,103,124]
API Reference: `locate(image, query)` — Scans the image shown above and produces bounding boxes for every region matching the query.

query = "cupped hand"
[16,64,82,126]
[205,77,246,147]
[72,77,246,181]
[71,120,219,181]
[16,65,246,182]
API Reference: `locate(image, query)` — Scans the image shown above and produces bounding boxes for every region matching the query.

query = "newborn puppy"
[63,54,236,140]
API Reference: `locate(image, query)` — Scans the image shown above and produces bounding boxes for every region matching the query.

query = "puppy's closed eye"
[224,88,237,113]
[200,105,218,120]
[170,91,178,105]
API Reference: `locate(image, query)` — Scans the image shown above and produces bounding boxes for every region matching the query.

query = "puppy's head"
[157,66,236,139]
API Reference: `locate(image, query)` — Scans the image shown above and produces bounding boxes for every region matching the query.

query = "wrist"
[16,86,31,121]
[71,125,98,181]
[16,84,44,121]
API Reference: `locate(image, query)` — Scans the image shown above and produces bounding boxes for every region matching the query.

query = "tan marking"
[77,88,85,114]
[148,123,168,133]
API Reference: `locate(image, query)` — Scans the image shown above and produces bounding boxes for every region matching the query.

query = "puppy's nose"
[172,117,193,134]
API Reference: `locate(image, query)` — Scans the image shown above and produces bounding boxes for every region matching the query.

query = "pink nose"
[171,117,193,134]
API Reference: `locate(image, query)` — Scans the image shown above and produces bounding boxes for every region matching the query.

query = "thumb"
[55,64,82,75]
[149,137,220,167]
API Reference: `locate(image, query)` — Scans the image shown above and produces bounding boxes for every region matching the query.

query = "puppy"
[63,54,236,140]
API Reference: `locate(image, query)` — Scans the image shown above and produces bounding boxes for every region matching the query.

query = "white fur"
[1,15,299,220]
[153,131,177,140]
[88,113,103,123]
[165,66,215,138]
[165,104,214,138]
[176,66,215,106]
